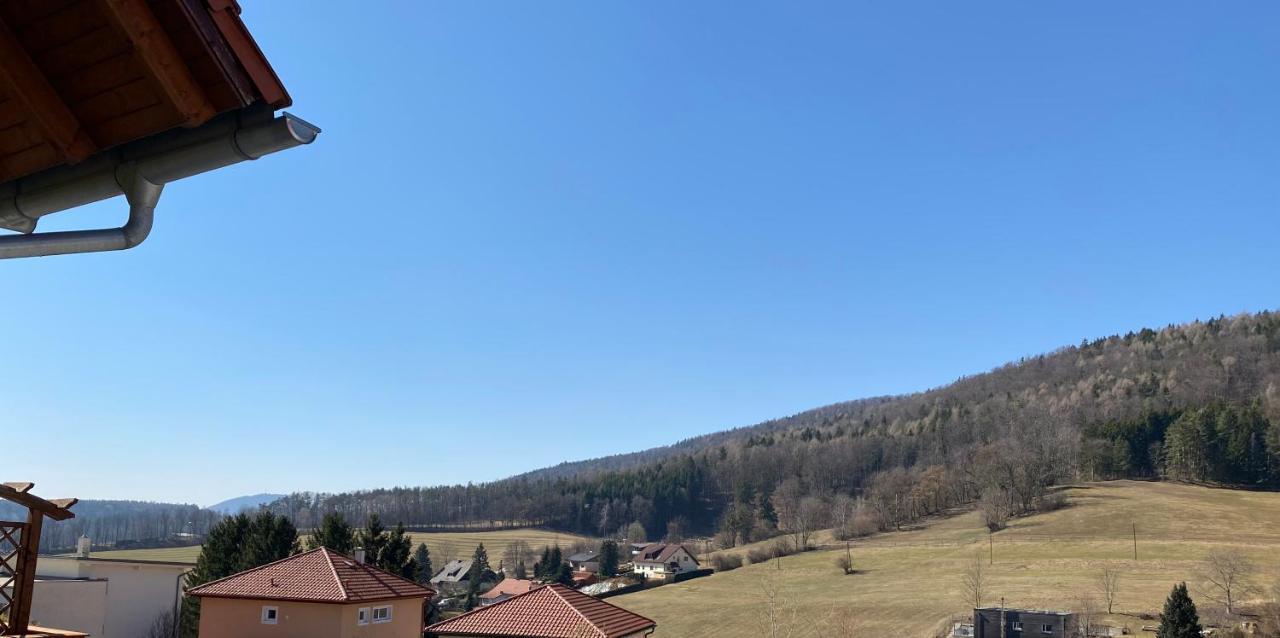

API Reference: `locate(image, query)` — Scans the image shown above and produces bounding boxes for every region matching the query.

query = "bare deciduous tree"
[756,570,798,638]
[1098,567,1121,614]
[1204,549,1255,615]
[830,494,858,541]
[1074,593,1097,638]
[794,496,828,550]
[145,608,178,638]
[962,553,986,609]
[814,605,860,637]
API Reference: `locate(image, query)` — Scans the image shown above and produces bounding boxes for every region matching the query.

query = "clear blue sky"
[6,1,1279,505]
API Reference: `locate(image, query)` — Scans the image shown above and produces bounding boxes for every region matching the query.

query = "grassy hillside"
[81,528,594,568]
[614,481,1280,637]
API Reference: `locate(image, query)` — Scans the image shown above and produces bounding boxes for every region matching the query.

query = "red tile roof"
[479,578,537,600]
[187,547,435,604]
[426,584,655,638]
[634,543,698,565]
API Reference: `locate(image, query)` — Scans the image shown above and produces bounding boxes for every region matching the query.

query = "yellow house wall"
[197,596,425,638]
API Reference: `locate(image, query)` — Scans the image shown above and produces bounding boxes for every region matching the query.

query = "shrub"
[851,510,881,537]
[711,553,743,572]
[1036,491,1068,512]
[836,554,854,575]
[746,546,774,564]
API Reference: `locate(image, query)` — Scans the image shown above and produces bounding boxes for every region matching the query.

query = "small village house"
[973,607,1076,638]
[630,543,699,580]
[430,559,495,595]
[426,583,656,638]
[187,547,434,638]
[567,550,599,573]
[30,536,192,638]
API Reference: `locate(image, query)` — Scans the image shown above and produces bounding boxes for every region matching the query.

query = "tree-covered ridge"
[1,499,223,553]
[270,311,1280,539]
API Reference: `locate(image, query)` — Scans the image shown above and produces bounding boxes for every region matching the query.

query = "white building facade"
[33,550,192,638]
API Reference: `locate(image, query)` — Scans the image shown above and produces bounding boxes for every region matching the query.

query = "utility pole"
[846,541,852,573]
[1132,523,1138,560]
[1000,598,1007,638]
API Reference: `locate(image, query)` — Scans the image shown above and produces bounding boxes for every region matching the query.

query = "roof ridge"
[349,552,438,591]
[547,584,605,638]
[188,547,327,594]
[321,548,350,601]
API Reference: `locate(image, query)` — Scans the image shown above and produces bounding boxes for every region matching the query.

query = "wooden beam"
[97,0,216,127]
[1,482,33,494]
[0,484,76,522]
[0,17,97,163]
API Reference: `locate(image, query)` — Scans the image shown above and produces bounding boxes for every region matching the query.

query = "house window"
[1011,621,1023,632]
[357,607,369,625]
[1042,624,1054,634]
[261,606,278,625]
[372,605,392,624]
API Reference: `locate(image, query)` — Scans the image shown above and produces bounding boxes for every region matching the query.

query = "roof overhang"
[0,0,316,258]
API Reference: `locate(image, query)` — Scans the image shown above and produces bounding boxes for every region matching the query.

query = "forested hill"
[3,499,223,553]
[269,310,1280,542]
[517,309,1280,482]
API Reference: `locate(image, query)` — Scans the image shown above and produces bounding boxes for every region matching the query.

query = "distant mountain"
[207,493,285,515]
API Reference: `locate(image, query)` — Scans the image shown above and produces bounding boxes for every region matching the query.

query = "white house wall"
[36,557,189,638]
[30,579,108,637]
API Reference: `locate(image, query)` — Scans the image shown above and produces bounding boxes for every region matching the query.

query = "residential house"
[430,559,500,597]
[974,607,1076,638]
[30,537,192,637]
[426,584,656,638]
[567,550,599,573]
[477,579,535,606]
[187,547,434,638]
[631,543,699,580]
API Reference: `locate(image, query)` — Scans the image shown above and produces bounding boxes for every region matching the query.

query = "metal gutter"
[0,106,319,259]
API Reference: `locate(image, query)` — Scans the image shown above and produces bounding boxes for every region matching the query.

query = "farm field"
[76,528,594,568]
[613,480,1280,637]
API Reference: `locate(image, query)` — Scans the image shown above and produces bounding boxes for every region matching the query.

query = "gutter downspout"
[0,108,319,259]
[173,568,189,637]
[0,165,162,259]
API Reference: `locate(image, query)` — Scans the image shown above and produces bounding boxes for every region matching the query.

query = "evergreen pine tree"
[514,559,527,580]
[379,522,413,576]
[305,512,354,554]
[548,546,562,578]
[414,543,433,584]
[355,513,388,566]
[555,561,574,586]
[598,540,620,577]
[1157,582,1202,638]
[470,543,490,576]
[181,512,297,637]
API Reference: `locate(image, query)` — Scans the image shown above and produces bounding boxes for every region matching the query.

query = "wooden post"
[1132,523,1138,560]
[989,534,994,565]
[8,510,42,634]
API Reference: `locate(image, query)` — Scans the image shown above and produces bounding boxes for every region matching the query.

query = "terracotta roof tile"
[634,543,697,565]
[187,547,434,604]
[426,584,655,638]
[479,578,537,600]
